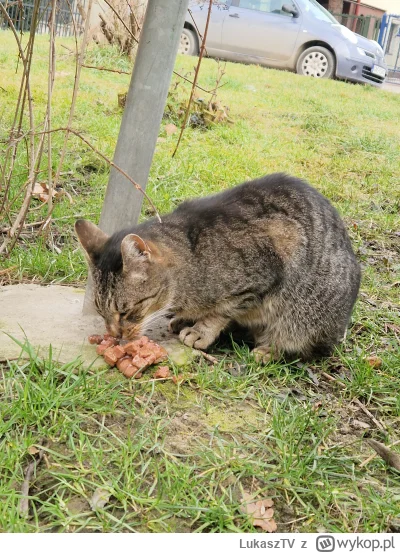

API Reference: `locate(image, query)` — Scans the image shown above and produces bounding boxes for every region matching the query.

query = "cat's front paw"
[179,326,214,350]
[168,316,192,334]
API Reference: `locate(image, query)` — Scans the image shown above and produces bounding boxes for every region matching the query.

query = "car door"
[221,0,302,61]
[188,1,230,51]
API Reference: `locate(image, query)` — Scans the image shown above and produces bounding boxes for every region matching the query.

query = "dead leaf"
[33,182,58,203]
[89,485,113,510]
[27,445,40,455]
[240,491,277,532]
[365,355,382,369]
[165,123,178,136]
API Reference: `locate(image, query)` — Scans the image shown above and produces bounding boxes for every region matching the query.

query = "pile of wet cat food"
[88,334,170,379]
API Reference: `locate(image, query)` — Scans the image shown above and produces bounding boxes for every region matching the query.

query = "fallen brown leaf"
[33,182,58,203]
[240,491,277,532]
[365,356,382,369]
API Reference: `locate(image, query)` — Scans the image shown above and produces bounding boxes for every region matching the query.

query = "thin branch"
[82,63,131,75]
[19,449,45,518]
[82,62,216,95]
[188,8,208,57]
[367,439,400,471]
[321,371,387,433]
[172,0,213,157]
[102,0,139,45]
[37,127,161,224]
[47,0,57,215]
[43,0,92,230]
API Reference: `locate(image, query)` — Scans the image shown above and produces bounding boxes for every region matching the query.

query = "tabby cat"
[75,173,361,360]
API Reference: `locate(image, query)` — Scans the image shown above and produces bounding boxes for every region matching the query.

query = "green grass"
[1,31,400,533]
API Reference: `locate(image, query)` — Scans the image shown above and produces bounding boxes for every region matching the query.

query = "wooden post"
[83,0,190,313]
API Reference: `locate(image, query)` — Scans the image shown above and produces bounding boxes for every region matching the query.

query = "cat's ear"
[75,219,108,264]
[121,234,152,273]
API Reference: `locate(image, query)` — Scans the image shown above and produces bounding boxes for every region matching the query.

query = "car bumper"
[336,55,387,87]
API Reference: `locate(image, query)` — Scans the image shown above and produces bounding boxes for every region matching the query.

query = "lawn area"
[0,30,400,533]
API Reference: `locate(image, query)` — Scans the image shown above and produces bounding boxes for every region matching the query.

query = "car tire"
[296,46,335,79]
[179,28,198,56]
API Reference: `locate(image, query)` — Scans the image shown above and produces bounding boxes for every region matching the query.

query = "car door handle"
[229,13,239,18]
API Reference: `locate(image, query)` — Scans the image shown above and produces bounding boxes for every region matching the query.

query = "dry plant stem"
[19,449,45,518]
[188,8,208,56]
[172,0,213,157]
[125,0,142,35]
[82,63,214,95]
[354,399,387,433]
[367,439,400,471]
[102,0,139,44]
[39,127,161,224]
[0,5,29,208]
[360,439,400,468]
[0,1,40,255]
[47,0,57,215]
[209,60,226,107]
[198,350,218,364]
[82,63,131,75]
[321,371,386,433]
[41,0,93,232]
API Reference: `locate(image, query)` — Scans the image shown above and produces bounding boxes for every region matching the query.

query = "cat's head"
[75,219,170,339]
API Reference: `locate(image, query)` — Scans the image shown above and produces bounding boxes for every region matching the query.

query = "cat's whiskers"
[140,304,173,335]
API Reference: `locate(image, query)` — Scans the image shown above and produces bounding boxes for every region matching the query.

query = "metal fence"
[331,12,381,41]
[0,0,84,36]
[379,13,400,84]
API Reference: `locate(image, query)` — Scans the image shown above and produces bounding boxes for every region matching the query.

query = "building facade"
[318,0,398,15]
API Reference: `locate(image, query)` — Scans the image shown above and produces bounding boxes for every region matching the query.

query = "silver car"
[180,0,387,86]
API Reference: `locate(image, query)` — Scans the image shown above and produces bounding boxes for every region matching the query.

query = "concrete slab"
[0,284,198,368]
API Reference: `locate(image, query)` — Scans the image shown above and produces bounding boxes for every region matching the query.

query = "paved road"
[382,82,400,93]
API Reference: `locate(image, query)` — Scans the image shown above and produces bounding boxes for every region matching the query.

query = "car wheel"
[296,46,335,79]
[179,28,198,56]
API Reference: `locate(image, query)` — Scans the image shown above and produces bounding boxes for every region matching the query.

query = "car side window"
[234,0,297,16]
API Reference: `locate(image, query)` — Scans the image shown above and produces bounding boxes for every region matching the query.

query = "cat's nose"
[106,324,121,339]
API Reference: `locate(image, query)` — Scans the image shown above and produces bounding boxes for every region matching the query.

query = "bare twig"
[102,0,139,45]
[367,439,400,471]
[19,449,45,518]
[41,0,93,232]
[354,399,387,433]
[38,127,161,223]
[82,62,215,96]
[360,439,400,468]
[321,371,386,433]
[198,350,219,364]
[188,8,208,57]
[172,0,213,157]
[82,63,131,75]
[46,0,57,215]
[0,0,41,255]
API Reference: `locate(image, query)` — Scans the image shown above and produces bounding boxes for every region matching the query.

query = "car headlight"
[357,47,375,59]
[340,26,358,44]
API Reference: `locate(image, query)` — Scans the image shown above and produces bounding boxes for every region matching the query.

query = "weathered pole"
[83,0,190,313]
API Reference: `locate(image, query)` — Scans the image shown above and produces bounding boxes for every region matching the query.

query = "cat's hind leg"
[251,326,282,364]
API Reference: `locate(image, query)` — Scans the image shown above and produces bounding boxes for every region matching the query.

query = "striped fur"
[75,173,361,359]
